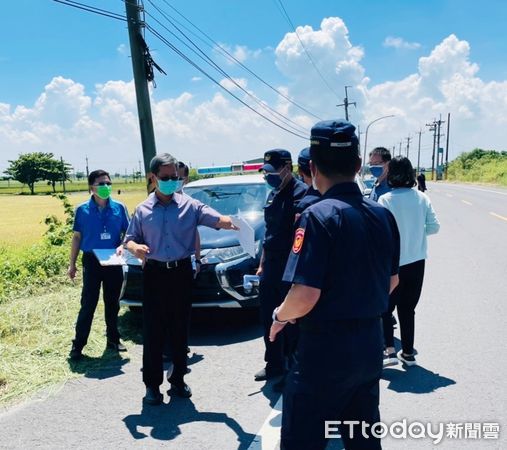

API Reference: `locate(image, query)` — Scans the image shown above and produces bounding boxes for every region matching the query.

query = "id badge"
[100,232,111,240]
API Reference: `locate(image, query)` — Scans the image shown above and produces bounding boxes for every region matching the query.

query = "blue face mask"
[157,178,183,196]
[265,173,282,190]
[370,165,384,178]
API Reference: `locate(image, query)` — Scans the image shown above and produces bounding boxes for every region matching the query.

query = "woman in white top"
[378,157,440,367]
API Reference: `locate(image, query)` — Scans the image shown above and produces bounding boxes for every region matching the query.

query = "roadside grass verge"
[0,284,142,407]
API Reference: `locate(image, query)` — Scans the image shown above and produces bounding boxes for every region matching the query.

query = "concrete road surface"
[0,182,505,449]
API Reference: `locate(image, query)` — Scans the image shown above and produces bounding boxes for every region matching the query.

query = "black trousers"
[282,318,383,450]
[382,259,425,354]
[142,260,193,388]
[74,252,122,348]
[259,254,297,372]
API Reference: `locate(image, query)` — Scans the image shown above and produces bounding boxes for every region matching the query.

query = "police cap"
[310,120,359,152]
[260,149,292,173]
[297,147,311,171]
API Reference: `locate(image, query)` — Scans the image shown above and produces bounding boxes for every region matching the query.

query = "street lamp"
[362,115,396,177]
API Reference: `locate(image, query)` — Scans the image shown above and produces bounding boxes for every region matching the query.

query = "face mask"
[265,173,283,190]
[370,165,384,178]
[96,185,112,200]
[157,179,183,196]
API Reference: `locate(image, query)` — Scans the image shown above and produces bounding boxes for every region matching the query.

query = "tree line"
[3,153,73,195]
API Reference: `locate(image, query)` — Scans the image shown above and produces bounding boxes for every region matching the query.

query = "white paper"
[231,216,256,258]
[92,248,142,266]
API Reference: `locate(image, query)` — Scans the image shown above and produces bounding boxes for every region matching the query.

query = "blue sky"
[1,0,506,172]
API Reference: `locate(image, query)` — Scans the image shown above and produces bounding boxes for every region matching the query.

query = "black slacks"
[74,252,122,348]
[382,259,425,354]
[259,254,296,372]
[142,260,193,388]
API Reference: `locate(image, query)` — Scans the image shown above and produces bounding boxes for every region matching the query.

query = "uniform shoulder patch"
[292,227,305,254]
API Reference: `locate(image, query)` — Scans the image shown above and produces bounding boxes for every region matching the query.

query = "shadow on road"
[123,398,257,449]
[382,365,456,394]
[118,307,262,348]
[67,350,130,380]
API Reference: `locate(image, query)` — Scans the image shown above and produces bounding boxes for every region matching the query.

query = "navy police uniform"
[280,121,400,450]
[259,149,307,376]
[295,147,321,213]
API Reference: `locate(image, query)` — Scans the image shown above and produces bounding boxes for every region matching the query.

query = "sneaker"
[143,387,163,405]
[397,351,417,366]
[383,352,399,368]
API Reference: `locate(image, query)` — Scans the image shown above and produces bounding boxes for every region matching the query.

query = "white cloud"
[1,23,507,174]
[191,76,202,82]
[214,44,262,65]
[383,36,421,50]
[117,43,128,56]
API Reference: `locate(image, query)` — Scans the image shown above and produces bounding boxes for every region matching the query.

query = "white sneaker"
[383,352,399,367]
[397,350,417,366]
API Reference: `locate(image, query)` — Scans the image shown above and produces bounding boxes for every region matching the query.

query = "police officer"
[124,153,237,405]
[254,149,307,382]
[296,147,321,213]
[68,169,130,360]
[368,146,393,201]
[269,120,400,450]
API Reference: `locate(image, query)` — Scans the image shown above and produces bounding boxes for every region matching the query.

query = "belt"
[145,257,191,270]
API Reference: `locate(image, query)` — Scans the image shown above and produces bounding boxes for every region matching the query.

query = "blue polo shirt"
[73,197,130,252]
[283,182,400,320]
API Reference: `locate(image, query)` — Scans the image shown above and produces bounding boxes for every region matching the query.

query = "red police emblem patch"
[292,228,305,254]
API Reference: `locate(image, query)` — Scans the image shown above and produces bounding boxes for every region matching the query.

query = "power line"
[153,0,322,120]
[145,24,308,140]
[52,0,126,21]
[143,4,308,135]
[273,0,340,99]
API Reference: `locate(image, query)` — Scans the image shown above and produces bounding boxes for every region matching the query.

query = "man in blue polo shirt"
[269,120,400,449]
[68,169,130,360]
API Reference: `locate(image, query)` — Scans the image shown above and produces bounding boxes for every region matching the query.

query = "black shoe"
[254,367,284,382]
[69,344,82,361]
[143,387,163,405]
[169,382,192,398]
[106,340,127,352]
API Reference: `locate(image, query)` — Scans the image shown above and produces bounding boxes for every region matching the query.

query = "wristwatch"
[272,307,288,324]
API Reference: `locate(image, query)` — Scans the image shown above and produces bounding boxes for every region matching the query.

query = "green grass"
[0,179,146,195]
[0,283,142,406]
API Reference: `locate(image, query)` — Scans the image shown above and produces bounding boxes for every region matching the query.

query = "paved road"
[0,182,506,449]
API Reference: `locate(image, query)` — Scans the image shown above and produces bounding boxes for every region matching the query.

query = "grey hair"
[149,153,179,175]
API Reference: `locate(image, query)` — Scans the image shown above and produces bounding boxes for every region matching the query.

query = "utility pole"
[416,129,423,173]
[85,156,89,192]
[125,0,157,193]
[426,121,437,180]
[138,159,143,176]
[336,86,356,121]
[445,113,451,179]
[435,115,445,180]
[60,156,66,194]
[398,141,402,157]
[405,136,412,159]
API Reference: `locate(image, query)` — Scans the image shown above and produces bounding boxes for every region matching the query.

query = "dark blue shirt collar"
[87,195,112,211]
[322,182,362,199]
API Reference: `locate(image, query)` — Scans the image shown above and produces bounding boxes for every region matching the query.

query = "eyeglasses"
[94,182,112,186]
[157,175,180,182]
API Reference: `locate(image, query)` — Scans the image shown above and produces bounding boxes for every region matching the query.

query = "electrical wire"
[152,0,323,121]
[274,0,340,99]
[52,0,126,21]
[143,3,308,135]
[145,24,308,140]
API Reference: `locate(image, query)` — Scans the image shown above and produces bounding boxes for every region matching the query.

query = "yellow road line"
[446,193,454,198]
[490,212,507,222]
[461,200,473,206]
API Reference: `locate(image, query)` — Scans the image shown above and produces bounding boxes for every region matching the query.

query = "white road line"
[490,212,507,222]
[446,193,454,198]
[435,184,507,196]
[248,396,283,450]
[461,200,473,206]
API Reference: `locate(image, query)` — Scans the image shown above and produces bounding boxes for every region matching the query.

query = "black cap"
[260,149,292,172]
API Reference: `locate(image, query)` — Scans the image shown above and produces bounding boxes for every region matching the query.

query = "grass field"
[0,284,142,406]
[0,189,148,249]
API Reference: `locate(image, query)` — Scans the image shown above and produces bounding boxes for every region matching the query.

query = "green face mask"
[96,185,112,200]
